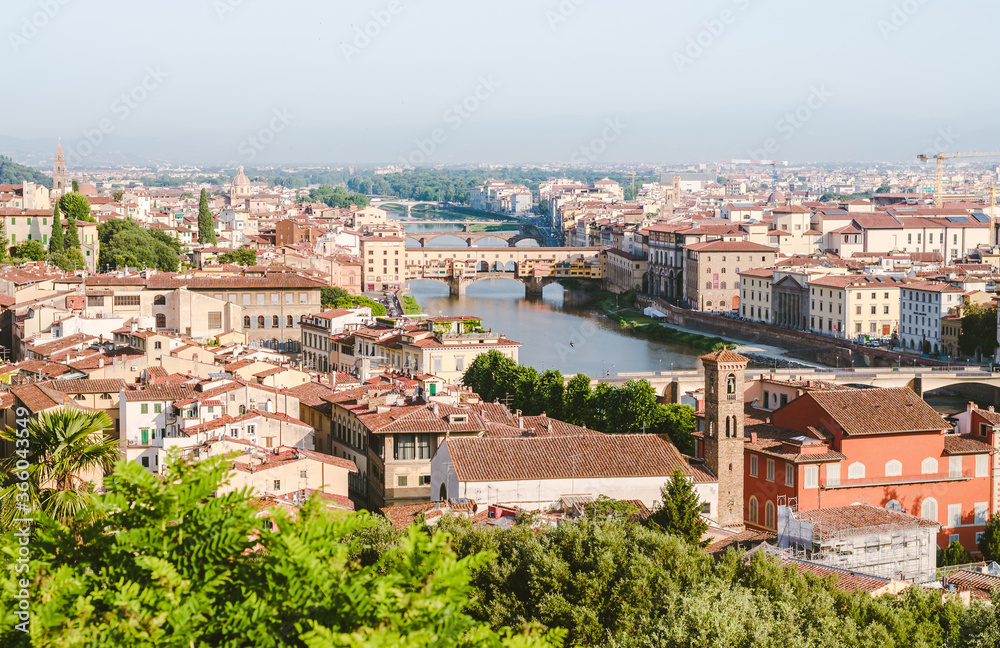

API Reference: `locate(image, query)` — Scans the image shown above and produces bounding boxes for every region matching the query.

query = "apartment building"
[899,280,964,355]
[471,180,534,216]
[360,235,405,292]
[683,240,778,312]
[806,275,906,340]
[300,307,372,372]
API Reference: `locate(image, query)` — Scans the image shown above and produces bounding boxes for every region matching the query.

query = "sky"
[2,0,998,167]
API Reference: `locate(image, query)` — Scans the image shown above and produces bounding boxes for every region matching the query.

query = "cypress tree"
[72,180,79,193]
[198,189,217,245]
[49,204,64,253]
[65,217,80,249]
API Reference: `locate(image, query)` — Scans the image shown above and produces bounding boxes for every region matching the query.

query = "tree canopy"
[301,185,371,209]
[462,351,696,453]
[0,155,51,188]
[646,468,708,545]
[321,286,386,316]
[97,218,183,272]
[10,239,46,261]
[48,204,64,253]
[958,303,998,358]
[0,456,560,647]
[58,192,95,223]
[217,248,257,266]
[197,188,217,245]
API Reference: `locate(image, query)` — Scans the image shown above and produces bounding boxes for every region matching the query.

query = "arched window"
[748,496,759,524]
[706,301,713,307]
[153,295,166,306]
[257,316,265,328]
[885,499,903,512]
[726,374,736,396]
[155,313,166,329]
[725,417,731,437]
[921,457,938,475]
[272,315,279,328]
[730,416,738,438]
[439,484,447,500]
[287,315,293,328]
[720,281,727,290]
[705,281,712,289]
[884,459,902,477]
[243,315,251,329]
[765,501,776,529]
[920,497,938,523]
[239,405,246,415]
[847,462,865,479]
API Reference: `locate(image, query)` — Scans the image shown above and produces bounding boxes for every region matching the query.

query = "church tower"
[701,348,748,530]
[231,166,251,205]
[53,141,66,193]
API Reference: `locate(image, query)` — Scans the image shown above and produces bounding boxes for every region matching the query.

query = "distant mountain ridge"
[0,155,52,188]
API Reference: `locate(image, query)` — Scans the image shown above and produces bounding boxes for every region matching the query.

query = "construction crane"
[917,151,1000,208]
[720,159,788,204]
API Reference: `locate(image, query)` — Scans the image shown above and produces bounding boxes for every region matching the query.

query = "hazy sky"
[3,0,998,166]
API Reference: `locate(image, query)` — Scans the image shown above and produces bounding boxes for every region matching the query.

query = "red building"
[697,380,996,552]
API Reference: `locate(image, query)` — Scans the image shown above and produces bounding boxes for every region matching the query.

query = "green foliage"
[58,192,94,222]
[71,179,79,193]
[979,515,1000,561]
[938,540,972,567]
[462,352,697,452]
[64,217,79,249]
[197,188,217,245]
[48,204,63,253]
[0,217,8,262]
[646,468,709,545]
[403,295,422,314]
[958,303,998,357]
[876,185,893,193]
[0,409,117,530]
[584,495,640,521]
[819,190,875,202]
[10,239,46,261]
[0,155,52,188]
[302,184,371,208]
[0,456,560,647]
[216,248,257,266]
[321,287,387,316]
[97,218,182,272]
[178,191,194,200]
[111,188,125,202]
[47,247,86,272]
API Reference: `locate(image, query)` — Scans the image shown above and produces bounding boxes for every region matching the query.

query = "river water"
[407,278,704,376]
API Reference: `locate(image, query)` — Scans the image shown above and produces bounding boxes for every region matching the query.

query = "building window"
[765,501,775,529]
[141,403,148,414]
[273,480,281,491]
[207,312,222,329]
[113,295,141,307]
[153,295,166,305]
[976,454,988,478]
[153,404,162,414]
[244,316,251,329]
[947,503,962,528]
[155,314,166,329]
[419,475,431,485]
[785,464,794,487]
[884,459,902,477]
[287,315,294,328]
[920,497,938,523]
[949,455,962,478]
[257,316,265,328]
[921,457,938,474]
[272,315,279,328]
[803,465,818,489]
[748,496,759,523]
[397,475,408,487]
[975,501,988,525]
[766,459,774,482]
[749,455,758,477]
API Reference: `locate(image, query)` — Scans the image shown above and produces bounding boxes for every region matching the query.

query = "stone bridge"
[591,366,1000,403]
[404,246,603,297]
[374,200,445,218]
[406,229,541,248]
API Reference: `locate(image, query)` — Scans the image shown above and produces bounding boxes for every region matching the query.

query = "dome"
[233,166,250,186]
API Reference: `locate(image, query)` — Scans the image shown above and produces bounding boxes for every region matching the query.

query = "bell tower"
[53,141,66,193]
[701,348,748,530]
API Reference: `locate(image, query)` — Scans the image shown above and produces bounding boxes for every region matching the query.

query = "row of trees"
[300,184,371,209]
[461,351,696,454]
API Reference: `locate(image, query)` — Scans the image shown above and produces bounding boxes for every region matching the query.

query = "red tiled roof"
[805,388,948,436]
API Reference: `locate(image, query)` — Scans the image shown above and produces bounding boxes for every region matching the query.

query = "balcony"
[820,469,973,490]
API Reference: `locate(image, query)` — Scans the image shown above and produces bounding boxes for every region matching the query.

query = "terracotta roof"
[945,570,1000,600]
[381,499,480,529]
[685,240,778,253]
[776,556,896,594]
[120,384,198,402]
[445,433,710,482]
[700,348,749,364]
[45,379,126,394]
[704,529,775,555]
[943,435,994,455]
[11,383,76,413]
[805,388,947,436]
[795,504,940,537]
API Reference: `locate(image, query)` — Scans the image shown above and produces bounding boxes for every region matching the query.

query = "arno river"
[400,217,705,376]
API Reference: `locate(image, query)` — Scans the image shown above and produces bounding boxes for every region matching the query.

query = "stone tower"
[53,141,66,193]
[701,348,748,530]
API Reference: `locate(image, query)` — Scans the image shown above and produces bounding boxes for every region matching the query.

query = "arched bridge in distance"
[592,366,1000,404]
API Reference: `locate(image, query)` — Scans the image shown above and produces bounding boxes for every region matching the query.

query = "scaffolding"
[777,501,936,583]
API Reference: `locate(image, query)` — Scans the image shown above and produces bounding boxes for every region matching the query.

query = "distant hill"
[0,155,52,189]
